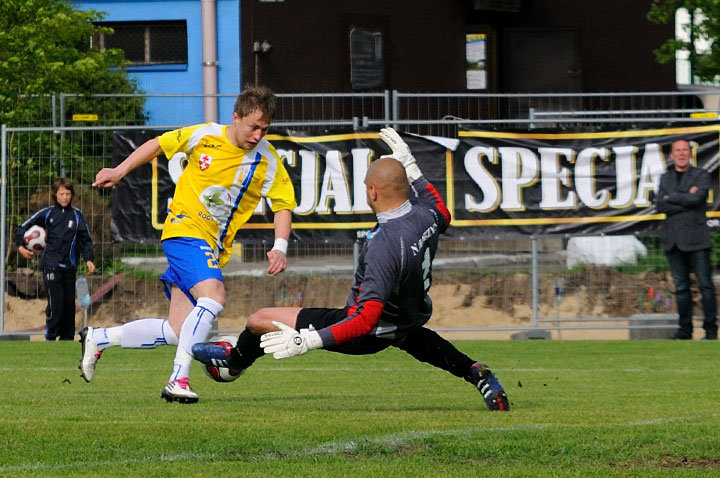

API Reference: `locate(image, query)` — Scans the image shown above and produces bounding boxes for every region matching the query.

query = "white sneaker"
[78,327,102,383]
[161,377,199,404]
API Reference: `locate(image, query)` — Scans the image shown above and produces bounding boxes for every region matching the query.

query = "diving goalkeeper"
[193,128,509,411]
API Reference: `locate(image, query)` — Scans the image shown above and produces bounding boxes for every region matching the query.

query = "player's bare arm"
[266,208,292,275]
[93,137,163,188]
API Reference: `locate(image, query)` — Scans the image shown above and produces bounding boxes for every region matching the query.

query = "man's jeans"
[666,247,718,338]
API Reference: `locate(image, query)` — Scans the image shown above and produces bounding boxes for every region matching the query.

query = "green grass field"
[1,339,719,477]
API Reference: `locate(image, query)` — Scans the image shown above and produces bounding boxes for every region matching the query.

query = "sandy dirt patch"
[4,269,685,340]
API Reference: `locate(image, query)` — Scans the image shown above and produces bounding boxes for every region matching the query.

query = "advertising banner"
[111,125,720,243]
[111,129,448,243]
[456,125,720,235]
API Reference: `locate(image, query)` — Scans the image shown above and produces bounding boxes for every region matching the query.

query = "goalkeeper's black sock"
[397,327,475,380]
[231,328,263,370]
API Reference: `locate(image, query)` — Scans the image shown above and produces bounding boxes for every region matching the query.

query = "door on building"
[502,27,582,92]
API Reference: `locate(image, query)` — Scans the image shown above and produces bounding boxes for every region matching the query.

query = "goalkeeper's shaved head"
[365,158,410,213]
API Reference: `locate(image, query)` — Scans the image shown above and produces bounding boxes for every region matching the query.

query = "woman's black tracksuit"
[14,202,94,340]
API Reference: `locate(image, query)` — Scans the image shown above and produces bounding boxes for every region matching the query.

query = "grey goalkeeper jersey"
[317,176,451,347]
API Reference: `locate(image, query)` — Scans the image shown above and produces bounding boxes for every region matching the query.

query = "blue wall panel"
[75,0,240,126]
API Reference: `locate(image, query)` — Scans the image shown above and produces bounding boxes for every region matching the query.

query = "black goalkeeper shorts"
[296,307,395,355]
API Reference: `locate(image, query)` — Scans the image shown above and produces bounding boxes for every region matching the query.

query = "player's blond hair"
[234,85,277,122]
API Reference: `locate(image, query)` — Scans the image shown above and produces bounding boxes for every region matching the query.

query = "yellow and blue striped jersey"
[157,123,296,267]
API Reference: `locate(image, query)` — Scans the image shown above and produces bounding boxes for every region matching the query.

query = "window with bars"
[93,21,188,65]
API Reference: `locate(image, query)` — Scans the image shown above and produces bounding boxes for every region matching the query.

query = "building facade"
[74,0,677,125]
[75,0,241,126]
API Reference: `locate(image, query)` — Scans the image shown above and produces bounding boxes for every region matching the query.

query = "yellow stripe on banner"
[445,148,455,215]
[266,132,379,143]
[151,158,164,230]
[242,222,377,230]
[451,213,667,227]
[459,123,720,140]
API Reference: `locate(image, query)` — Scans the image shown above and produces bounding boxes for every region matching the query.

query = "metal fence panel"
[6,90,719,339]
[390,90,718,135]
[12,92,393,130]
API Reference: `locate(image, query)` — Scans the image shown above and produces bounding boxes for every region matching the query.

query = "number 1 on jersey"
[422,248,432,291]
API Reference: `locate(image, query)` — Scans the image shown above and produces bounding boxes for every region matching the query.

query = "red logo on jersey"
[199,154,213,171]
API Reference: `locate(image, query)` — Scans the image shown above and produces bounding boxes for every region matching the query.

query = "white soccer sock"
[92,319,178,351]
[92,327,113,351]
[169,297,223,382]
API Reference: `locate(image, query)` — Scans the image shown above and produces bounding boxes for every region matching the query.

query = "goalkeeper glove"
[378,127,422,182]
[260,321,322,359]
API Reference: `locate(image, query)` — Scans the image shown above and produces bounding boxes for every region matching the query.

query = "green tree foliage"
[648,0,720,82]
[0,0,146,269]
[0,0,144,126]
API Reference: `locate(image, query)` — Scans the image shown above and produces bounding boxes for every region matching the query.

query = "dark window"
[350,28,383,91]
[94,21,187,65]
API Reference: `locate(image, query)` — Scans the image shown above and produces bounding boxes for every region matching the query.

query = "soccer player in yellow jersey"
[79,85,296,403]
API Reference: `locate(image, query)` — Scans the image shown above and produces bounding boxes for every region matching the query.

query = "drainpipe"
[201,0,218,123]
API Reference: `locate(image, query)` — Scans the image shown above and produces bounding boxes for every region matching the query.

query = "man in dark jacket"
[655,139,717,340]
[15,178,95,341]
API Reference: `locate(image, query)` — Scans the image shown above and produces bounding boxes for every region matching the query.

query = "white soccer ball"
[202,335,244,383]
[23,225,47,251]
